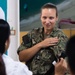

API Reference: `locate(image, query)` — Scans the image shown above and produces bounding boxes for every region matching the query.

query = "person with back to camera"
[0,19,32,75]
[54,35,75,75]
[17,3,68,75]
[65,35,75,75]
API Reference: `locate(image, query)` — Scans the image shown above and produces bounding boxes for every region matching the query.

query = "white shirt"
[0,7,5,20]
[2,54,33,75]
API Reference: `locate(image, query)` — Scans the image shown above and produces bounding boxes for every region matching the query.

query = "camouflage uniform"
[17,27,68,75]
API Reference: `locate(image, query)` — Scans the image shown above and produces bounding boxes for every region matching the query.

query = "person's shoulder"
[53,27,63,34]
[2,54,14,62]
[55,27,65,33]
[54,27,62,31]
[22,27,43,38]
[31,27,42,32]
[54,27,68,37]
[28,27,43,35]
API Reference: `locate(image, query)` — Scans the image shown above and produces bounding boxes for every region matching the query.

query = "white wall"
[7,0,20,61]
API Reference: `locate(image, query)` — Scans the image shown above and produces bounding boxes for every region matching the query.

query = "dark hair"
[66,35,75,74]
[0,19,10,54]
[0,53,6,75]
[41,3,58,17]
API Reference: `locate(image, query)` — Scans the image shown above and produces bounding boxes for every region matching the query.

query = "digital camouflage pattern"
[17,27,68,75]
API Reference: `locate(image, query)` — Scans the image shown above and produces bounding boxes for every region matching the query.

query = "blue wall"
[0,0,7,20]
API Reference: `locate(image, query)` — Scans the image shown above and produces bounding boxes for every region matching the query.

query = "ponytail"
[0,53,6,75]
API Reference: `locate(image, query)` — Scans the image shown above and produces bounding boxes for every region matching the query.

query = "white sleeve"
[3,54,32,75]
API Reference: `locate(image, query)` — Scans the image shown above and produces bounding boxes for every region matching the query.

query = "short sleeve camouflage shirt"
[17,27,68,75]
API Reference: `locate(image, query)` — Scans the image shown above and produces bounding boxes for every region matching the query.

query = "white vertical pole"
[7,0,20,61]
